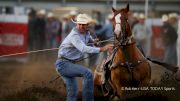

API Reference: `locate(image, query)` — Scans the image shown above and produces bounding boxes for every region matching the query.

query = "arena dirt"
[0,52,180,101]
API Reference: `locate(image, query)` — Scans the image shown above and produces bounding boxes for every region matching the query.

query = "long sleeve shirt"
[132,23,152,41]
[58,27,100,61]
[46,20,60,36]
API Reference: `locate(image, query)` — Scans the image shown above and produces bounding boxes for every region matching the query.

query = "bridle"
[113,13,135,47]
[110,12,141,72]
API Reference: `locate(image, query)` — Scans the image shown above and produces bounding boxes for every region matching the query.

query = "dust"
[0,52,180,101]
[0,52,66,100]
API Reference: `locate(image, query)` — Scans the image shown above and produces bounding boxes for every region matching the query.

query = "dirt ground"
[0,52,65,101]
[0,52,180,101]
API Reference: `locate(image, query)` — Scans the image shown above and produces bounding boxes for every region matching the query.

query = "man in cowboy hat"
[34,9,46,50]
[65,10,78,35]
[161,14,178,65]
[55,13,113,101]
[132,13,152,57]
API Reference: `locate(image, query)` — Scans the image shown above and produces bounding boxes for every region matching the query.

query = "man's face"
[76,24,88,33]
[169,18,177,24]
[139,18,145,24]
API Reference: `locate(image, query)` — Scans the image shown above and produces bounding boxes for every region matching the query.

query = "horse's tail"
[147,58,178,73]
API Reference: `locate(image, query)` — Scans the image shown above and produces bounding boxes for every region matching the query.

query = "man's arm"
[70,33,113,53]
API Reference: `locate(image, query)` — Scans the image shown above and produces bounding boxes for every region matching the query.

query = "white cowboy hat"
[161,14,168,22]
[37,9,46,15]
[47,12,54,18]
[169,13,178,19]
[139,13,145,19]
[69,10,78,16]
[133,12,139,18]
[72,14,91,24]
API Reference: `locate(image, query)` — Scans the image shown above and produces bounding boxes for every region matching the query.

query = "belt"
[58,56,75,63]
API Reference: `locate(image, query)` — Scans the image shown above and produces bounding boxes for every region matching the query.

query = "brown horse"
[108,4,151,98]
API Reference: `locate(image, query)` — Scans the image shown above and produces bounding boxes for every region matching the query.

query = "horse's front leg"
[111,70,124,99]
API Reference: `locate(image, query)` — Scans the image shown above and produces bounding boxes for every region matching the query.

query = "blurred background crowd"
[0,0,180,67]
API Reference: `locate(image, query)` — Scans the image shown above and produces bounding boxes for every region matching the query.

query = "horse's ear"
[112,7,116,13]
[126,3,129,12]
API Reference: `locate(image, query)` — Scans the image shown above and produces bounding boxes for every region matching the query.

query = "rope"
[0,38,115,58]
[88,37,114,45]
[0,48,59,58]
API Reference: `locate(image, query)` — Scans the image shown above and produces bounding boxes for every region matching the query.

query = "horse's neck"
[126,23,133,37]
[114,22,145,61]
[117,44,144,62]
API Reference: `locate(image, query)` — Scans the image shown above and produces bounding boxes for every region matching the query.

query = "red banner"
[151,25,164,60]
[0,20,28,59]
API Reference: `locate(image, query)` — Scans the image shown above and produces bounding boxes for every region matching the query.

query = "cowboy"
[65,10,78,34]
[161,14,178,65]
[46,12,61,48]
[132,13,152,57]
[55,13,113,101]
[34,9,46,50]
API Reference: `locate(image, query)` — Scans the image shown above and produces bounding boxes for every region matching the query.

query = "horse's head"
[111,4,132,45]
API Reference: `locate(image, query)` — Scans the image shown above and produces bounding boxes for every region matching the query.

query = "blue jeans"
[55,59,94,101]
